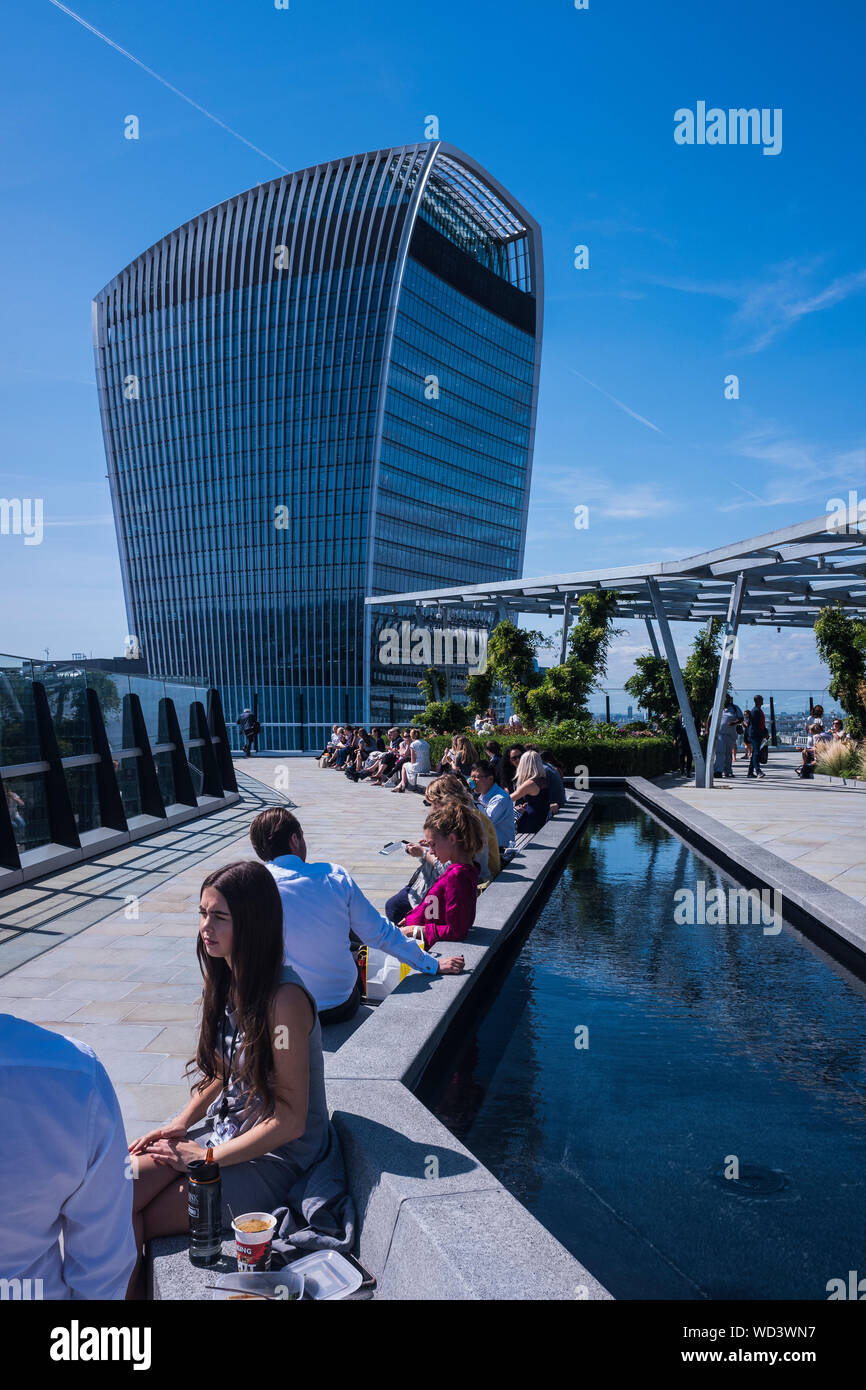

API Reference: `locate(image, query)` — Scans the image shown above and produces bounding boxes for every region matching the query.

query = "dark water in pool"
[420,796,866,1300]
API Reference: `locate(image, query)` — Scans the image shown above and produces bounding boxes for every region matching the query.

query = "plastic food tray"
[288,1250,364,1300]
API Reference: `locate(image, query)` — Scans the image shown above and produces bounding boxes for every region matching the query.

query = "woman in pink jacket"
[400,803,482,947]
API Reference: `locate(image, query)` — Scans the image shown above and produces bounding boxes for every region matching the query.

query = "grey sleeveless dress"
[188,965,330,1222]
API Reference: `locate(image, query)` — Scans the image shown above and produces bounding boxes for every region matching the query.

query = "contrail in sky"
[48,1,290,172]
[568,368,665,435]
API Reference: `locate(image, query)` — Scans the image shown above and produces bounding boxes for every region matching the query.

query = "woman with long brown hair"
[400,802,484,947]
[126,860,330,1295]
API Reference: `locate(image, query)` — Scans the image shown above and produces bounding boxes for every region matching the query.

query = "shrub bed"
[426,733,676,779]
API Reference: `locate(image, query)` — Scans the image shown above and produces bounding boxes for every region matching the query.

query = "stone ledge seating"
[150,794,610,1299]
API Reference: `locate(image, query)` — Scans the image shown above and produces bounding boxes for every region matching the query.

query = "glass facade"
[93,143,542,749]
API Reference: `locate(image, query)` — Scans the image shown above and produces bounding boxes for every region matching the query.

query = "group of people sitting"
[318,725,432,793]
[320,721,566,832]
[797,705,851,778]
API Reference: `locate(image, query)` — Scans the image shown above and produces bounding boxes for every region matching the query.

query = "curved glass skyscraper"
[93,142,542,748]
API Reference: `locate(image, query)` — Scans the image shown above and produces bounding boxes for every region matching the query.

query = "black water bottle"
[188,1159,222,1267]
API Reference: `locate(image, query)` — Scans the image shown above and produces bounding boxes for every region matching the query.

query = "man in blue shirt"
[249,807,465,1024]
[471,760,516,849]
[0,1014,137,1300]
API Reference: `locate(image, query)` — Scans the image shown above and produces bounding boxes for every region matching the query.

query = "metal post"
[646,579,705,783]
[559,595,572,665]
[160,697,197,807]
[809,695,814,714]
[644,616,661,660]
[32,681,81,848]
[124,692,166,820]
[190,701,223,798]
[86,687,127,831]
[703,572,747,788]
[207,688,238,792]
[769,695,778,747]
[605,693,611,724]
[0,773,23,870]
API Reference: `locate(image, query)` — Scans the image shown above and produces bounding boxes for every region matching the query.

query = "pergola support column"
[646,578,705,783]
[703,572,747,789]
[559,595,572,665]
[644,617,661,659]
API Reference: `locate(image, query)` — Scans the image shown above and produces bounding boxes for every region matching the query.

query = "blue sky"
[1,0,863,698]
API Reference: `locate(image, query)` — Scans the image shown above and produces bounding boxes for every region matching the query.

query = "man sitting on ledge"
[249,808,464,1025]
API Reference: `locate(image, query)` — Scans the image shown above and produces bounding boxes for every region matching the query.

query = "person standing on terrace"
[745,695,767,779]
[249,807,464,1025]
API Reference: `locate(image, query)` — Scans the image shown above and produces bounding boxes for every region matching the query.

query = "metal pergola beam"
[559,594,572,665]
[703,572,747,789]
[646,577,705,783]
[644,616,661,659]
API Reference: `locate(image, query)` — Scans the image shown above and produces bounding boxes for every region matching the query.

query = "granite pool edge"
[322,793,614,1300]
[628,777,866,966]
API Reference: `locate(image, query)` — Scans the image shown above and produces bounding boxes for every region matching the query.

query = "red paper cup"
[231,1212,277,1272]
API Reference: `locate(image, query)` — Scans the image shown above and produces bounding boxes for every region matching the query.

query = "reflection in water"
[422,796,866,1300]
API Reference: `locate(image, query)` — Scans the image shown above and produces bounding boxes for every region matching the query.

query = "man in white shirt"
[0,1013,136,1300]
[249,808,465,1023]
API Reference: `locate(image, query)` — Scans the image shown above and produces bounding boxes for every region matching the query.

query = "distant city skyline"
[2,1,863,693]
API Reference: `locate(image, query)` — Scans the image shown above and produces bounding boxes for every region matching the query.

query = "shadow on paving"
[0,770,294,978]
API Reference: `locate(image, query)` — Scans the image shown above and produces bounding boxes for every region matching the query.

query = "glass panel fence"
[4,773,51,854]
[115,754,143,821]
[0,655,43,764]
[65,764,103,836]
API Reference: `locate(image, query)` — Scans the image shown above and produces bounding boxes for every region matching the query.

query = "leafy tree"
[814,603,866,738]
[485,620,545,719]
[420,698,470,734]
[417,666,446,704]
[625,619,728,736]
[464,669,494,717]
[683,619,726,728]
[625,655,676,725]
[524,592,622,725]
[568,591,623,680]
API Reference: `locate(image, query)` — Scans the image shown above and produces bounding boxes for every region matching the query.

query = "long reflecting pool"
[419,795,866,1300]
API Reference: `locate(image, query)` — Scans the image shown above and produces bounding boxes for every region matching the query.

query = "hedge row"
[426,733,677,779]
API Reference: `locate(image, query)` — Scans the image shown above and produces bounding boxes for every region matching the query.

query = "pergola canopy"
[366,512,866,628]
[367,510,866,787]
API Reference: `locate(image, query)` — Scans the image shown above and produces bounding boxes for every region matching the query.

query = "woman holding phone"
[126,860,330,1296]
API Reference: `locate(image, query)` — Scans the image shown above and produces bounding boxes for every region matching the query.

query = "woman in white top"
[393,728,431,793]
